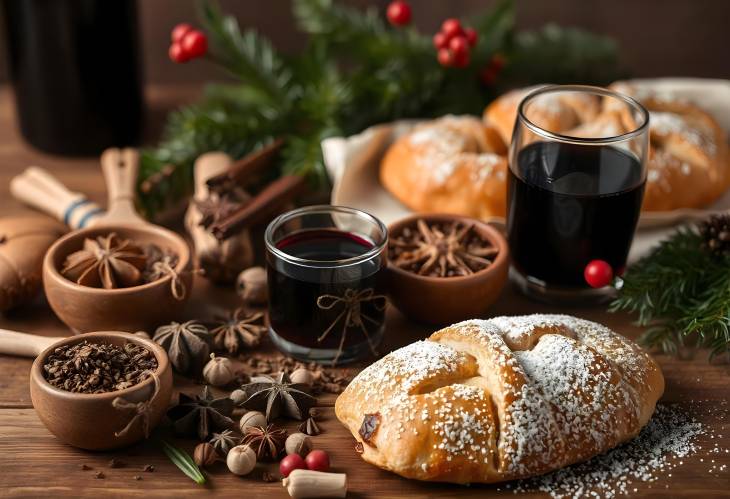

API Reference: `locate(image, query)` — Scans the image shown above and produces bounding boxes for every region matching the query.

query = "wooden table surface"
[0,86,728,498]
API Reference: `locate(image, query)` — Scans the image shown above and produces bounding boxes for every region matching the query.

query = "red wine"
[267,228,386,362]
[507,141,645,288]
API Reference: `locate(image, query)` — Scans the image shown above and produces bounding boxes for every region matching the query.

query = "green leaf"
[159,440,206,485]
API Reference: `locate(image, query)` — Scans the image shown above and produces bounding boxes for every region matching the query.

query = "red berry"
[464,27,478,47]
[480,67,497,86]
[168,43,189,63]
[386,1,411,26]
[490,53,506,71]
[441,18,463,40]
[584,260,614,288]
[452,47,470,68]
[181,30,207,59]
[280,454,307,478]
[449,36,469,57]
[433,32,448,50]
[171,23,192,43]
[305,450,330,472]
[437,48,453,67]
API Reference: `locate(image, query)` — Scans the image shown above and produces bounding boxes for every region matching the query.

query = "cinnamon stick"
[210,174,306,240]
[206,138,285,193]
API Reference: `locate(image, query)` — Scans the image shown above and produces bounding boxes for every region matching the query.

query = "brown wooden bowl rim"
[30,331,170,401]
[386,213,509,284]
[43,223,191,296]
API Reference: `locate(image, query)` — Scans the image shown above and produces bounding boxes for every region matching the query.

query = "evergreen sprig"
[610,226,730,358]
[138,0,623,218]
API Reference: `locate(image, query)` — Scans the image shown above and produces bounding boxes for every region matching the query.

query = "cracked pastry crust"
[334,315,664,484]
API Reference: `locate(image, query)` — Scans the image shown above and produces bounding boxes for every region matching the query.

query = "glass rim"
[517,84,650,145]
[264,205,388,268]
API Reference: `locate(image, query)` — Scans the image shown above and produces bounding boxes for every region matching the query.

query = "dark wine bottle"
[2,0,143,155]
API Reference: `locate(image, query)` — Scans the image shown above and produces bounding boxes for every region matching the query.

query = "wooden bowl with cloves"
[386,213,509,325]
[42,148,192,333]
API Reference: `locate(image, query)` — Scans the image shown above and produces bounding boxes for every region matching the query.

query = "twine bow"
[316,288,387,366]
[111,370,161,439]
[149,258,191,301]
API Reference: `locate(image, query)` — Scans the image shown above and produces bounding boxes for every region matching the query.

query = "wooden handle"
[9,167,104,229]
[98,147,145,226]
[193,152,233,198]
[0,329,60,358]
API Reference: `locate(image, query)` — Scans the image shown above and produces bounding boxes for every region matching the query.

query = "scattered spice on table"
[108,458,125,468]
[95,472,105,479]
[233,372,315,420]
[167,385,236,440]
[43,341,157,394]
[389,219,498,277]
[143,464,155,472]
[241,424,288,461]
[238,355,355,395]
[133,475,142,481]
[79,464,92,471]
[299,416,321,436]
[210,308,267,354]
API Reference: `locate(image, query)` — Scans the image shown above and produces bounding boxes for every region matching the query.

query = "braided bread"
[335,315,663,484]
[379,115,508,220]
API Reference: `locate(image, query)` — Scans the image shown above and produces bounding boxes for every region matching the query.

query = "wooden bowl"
[43,224,192,333]
[29,331,173,450]
[42,148,192,333]
[386,214,509,325]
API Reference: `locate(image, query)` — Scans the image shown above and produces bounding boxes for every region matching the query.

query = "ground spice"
[43,341,157,394]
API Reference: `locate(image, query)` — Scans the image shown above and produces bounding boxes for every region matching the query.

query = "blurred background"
[1,0,729,85]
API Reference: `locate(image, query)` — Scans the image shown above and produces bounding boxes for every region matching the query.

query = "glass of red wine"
[507,85,649,304]
[265,205,388,365]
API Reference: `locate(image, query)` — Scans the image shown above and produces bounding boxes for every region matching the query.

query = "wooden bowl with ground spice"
[24,331,173,450]
[387,213,509,324]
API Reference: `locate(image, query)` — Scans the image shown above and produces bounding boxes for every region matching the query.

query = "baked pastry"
[335,314,664,484]
[379,115,508,220]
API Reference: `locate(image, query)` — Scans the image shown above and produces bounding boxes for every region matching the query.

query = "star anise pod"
[210,308,266,354]
[234,372,315,421]
[241,424,287,461]
[167,386,236,440]
[61,233,147,289]
[195,186,250,230]
[389,219,498,277]
[700,214,730,258]
[209,429,241,456]
[153,321,211,375]
[299,417,321,436]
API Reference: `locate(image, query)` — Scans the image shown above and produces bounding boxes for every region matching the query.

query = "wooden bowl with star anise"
[387,213,509,324]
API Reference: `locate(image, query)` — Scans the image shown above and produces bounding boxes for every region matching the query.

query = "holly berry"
[449,36,469,57]
[279,454,307,478]
[433,32,448,50]
[437,48,453,67]
[441,18,463,40]
[304,450,330,472]
[452,48,470,68]
[584,260,614,288]
[464,27,478,47]
[168,43,189,63]
[181,30,208,59]
[171,23,192,43]
[386,1,411,26]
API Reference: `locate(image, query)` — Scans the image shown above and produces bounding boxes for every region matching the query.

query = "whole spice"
[43,341,157,394]
[239,410,267,433]
[298,417,321,436]
[700,213,730,258]
[389,220,497,277]
[236,266,268,304]
[290,368,315,387]
[236,372,316,421]
[226,444,257,476]
[282,469,347,499]
[167,386,236,440]
[193,442,218,468]
[242,424,288,461]
[202,354,235,386]
[285,433,312,458]
[61,232,147,289]
[153,320,211,375]
[209,429,241,457]
[210,308,266,354]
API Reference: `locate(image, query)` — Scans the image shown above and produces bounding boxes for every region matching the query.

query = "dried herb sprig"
[159,440,206,485]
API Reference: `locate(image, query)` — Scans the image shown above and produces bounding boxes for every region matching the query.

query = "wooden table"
[0,86,728,498]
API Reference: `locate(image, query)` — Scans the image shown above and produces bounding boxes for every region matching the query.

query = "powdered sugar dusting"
[650,111,716,153]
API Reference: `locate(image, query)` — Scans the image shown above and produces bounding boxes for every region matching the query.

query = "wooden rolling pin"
[0,329,60,358]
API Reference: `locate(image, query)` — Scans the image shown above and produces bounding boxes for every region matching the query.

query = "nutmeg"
[194,442,218,468]
[239,410,267,433]
[202,353,235,387]
[290,368,315,387]
[236,266,268,304]
[226,444,257,476]
[285,432,312,458]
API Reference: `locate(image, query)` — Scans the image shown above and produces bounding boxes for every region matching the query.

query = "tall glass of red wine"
[265,205,388,365]
[507,85,649,304]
